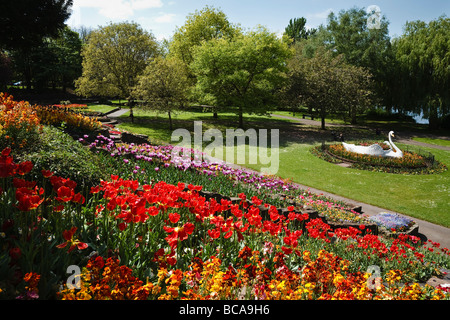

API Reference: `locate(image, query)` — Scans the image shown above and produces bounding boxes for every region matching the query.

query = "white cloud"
[155,13,176,23]
[132,0,164,10]
[71,0,163,20]
[307,8,334,20]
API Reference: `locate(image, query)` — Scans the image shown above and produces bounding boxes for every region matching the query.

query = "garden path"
[105,108,129,118]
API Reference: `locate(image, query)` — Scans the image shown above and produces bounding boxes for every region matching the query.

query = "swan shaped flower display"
[342,131,403,158]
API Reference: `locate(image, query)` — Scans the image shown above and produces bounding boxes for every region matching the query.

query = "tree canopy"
[393,16,449,129]
[283,45,373,129]
[75,22,159,100]
[0,0,74,89]
[0,0,73,51]
[191,26,292,128]
[169,6,240,68]
[284,17,316,44]
[326,7,393,108]
[133,57,190,130]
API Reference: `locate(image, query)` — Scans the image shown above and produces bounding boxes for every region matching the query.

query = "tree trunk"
[238,106,244,129]
[321,116,326,130]
[168,110,173,130]
[351,107,358,125]
[427,97,441,130]
[428,111,440,130]
[320,107,326,130]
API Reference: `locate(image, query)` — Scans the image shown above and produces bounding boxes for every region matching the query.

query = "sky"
[67,0,449,41]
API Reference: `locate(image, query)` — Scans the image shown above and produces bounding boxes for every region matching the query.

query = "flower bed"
[1,94,450,300]
[87,134,371,226]
[313,143,447,174]
[368,212,419,238]
[33,104,102,132]
[0,146,449,300]
[0,93,42,151]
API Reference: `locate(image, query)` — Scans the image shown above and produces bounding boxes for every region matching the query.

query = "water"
[410,112,429,125]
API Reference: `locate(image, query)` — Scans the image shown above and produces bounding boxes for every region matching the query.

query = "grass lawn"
[86,104,118,114]
[413,137,450,148]
[115,108,450,228]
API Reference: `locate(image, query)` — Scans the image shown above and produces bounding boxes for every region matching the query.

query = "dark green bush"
[17,126,108,190]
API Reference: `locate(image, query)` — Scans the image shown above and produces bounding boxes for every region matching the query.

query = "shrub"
[18,126,108,190]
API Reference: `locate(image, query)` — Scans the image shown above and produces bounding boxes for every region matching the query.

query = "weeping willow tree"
[393,16,450,129]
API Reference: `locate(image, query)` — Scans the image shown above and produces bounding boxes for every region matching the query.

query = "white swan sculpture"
[342,131,403,158]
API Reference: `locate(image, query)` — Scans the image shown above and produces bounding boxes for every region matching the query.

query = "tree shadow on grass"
[116,111,385,149]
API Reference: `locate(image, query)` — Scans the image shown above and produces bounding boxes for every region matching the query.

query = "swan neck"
[389,133,400,152]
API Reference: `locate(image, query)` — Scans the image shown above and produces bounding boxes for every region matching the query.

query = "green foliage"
[11,26,82,91]
[18,126,107,190]
[283,45,373,129]
[49,26,83,91]
[325,7,394,109]
[169,5,240,68]
[393,16,450,129]
[75,22,159,100]
[0,0,73,89]
[133,57,190,130]
[191,26,293,128]
[284,17,316,44]
[0,0,73,51]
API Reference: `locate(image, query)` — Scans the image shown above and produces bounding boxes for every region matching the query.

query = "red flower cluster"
[0,147,33,178]
[49,175,85,205]
[306,218,332,241]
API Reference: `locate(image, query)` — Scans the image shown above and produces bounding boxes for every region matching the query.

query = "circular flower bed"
[312,142,447,174]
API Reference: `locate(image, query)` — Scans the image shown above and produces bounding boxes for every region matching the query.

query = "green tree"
[9,27,82,92]
[169,6,240,68]
[284,46,373,129]
[191,26,292,128]
[326,7,393,109]
[133,57,190,130]
[284,17,316,45]
[394,16,449,129]
[0,0,73,90]
[75,22,159,101]
[51,27,83,92]
[169,6,240,118]
[339,63,374,124]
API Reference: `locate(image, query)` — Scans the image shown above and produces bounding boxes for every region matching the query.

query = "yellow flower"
[333,273,345,287]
